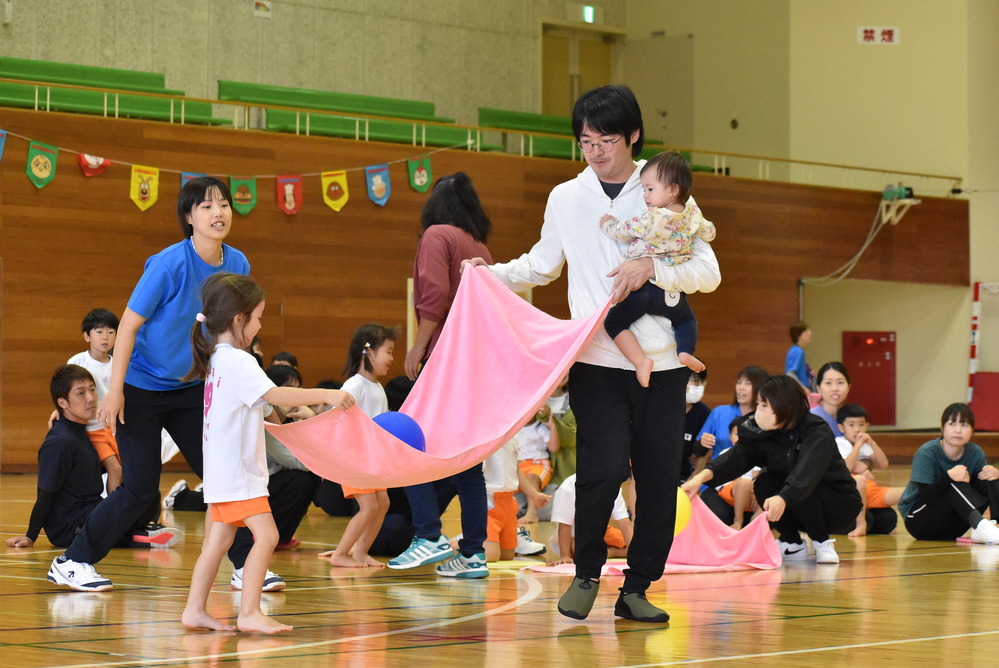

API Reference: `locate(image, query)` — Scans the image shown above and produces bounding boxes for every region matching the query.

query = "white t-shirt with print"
[202,343,276,503]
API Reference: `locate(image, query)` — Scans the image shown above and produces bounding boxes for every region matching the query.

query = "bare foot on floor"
[518,511,539,526]
[237,610,293,634]
[181,609,237,632]
[320,552,366,568]
[678,352,706,373]
[636,358,654,387]
[352,554,386,568]
[848,523,868,538]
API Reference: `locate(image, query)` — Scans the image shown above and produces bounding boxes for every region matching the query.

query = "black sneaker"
[131,522,181,548]
[614,590,670,623]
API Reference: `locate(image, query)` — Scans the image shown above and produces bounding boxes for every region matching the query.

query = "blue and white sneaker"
[388,535,455,569]
[47,556,113,591]
[436,552,489,579]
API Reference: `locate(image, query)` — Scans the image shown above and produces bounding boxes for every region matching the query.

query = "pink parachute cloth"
[523,495,781,575]
[265,266,612,489]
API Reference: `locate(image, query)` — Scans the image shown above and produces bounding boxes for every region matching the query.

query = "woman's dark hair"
[184,273,265,381]
[571,85,645,158]
[421,172,491,243]
[641,151,692,203]
[757,375,810,430]
[266,364,302,388]
[177,176,234,238]
[816,361,851,386]
[940,403,975,430]
[342,323,399,378]
[732,365,769,407]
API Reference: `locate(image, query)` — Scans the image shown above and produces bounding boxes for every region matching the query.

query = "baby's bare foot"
[678,352,706,373]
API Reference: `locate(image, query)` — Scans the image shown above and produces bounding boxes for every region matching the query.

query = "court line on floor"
[612,628,999,667]
[31,571,545,668]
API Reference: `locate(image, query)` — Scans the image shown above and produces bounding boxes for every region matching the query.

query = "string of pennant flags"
[0,127,460,214]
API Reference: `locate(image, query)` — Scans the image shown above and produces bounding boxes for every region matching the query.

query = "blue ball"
[373,411,426,452]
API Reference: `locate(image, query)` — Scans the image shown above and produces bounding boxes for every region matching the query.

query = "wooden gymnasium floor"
[2,467,998,668]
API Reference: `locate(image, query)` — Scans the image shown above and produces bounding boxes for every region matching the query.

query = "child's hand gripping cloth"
[265,266,612,489]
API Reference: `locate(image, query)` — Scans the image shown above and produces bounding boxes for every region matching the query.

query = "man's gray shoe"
[557,576,599,620]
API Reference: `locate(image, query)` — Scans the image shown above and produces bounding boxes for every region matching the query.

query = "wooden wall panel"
[0,109,968,470]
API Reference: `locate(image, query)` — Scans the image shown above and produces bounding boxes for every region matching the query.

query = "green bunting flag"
[26,141,58,188]
[230,177,257,215]
[408,157,432,192]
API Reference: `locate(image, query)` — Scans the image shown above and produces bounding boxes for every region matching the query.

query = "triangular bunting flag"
[26,141,58,188]
[275,174,302,215]
[321,170,349,212]
[408,156,432,192]
[230,176,257,215]
[131,165,160,211]
[0,130,6,163]
[77,153,110,177]
[182,172,206,186]
[366,164,391,206]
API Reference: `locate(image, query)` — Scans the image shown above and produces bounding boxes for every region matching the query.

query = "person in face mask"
[681,370,710,481]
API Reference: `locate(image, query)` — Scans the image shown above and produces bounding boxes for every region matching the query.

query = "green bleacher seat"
[0,58,229,125]
[264,109,498,150]
[0,57,171,93]
[219,80,453,123]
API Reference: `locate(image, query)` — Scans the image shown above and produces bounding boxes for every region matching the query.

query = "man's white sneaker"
[814,538,840,564]
[778,540,809,562]
[515,526,546,556]
[162,479,188,510]
[47,556,113,591]
[970,518,999,545]
[230,568,286,592]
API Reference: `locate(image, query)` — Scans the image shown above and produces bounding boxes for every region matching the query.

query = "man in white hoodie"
[466,86,720,622]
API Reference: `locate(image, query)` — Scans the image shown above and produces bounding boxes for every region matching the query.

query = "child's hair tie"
[362,342,371,355]
[195,312,206,322]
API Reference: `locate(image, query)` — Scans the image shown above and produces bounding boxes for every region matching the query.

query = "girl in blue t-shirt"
[52,178,252,589]
[898,403,999,543]
[695,365,768,465]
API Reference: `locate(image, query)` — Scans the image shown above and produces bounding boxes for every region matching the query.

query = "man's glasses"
[577,136,624,153]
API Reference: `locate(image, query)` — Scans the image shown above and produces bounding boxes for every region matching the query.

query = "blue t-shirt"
[898,438,987,517]
[785,344,810,387]
[811,404,843,438]
[697,404,744,459]
[126,239,250,391]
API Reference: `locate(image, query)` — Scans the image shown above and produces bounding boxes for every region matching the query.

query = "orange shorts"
[718,480,737,506]
[518,459,553,488]
[605,526,626,549]
[210,496,271,527]
[865,478,891,508]
[87,426,119,462]
[342,485,387,499]
[486,491,519,549]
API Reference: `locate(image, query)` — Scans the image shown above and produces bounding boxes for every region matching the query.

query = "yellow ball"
[675,488,692,535]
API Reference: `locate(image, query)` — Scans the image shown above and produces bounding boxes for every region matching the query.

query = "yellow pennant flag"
[321,170,349,212]
[130,165,160,211]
